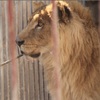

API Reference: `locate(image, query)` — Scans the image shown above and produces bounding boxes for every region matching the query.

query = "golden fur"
[17,1,100,100]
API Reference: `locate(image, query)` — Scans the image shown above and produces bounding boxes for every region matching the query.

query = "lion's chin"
[21,50,41,58]
[23,53,40,62]
[21,50,41,62]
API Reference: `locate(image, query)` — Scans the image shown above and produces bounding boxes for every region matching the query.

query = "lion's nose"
[16,36,24,47]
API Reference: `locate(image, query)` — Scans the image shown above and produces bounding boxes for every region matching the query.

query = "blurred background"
[0,0,99,100]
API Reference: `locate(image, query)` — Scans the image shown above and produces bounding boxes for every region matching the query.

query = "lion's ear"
[58,4,72,23]
[32,2,45,11]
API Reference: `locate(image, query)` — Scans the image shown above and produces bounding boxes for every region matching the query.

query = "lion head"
[16,1,73,58]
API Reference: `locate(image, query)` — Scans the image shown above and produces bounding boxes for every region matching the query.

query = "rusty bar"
[8,0,18,100]
[51,1,62,100]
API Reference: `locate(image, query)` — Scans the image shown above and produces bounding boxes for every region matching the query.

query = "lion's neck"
[41,22,100,98]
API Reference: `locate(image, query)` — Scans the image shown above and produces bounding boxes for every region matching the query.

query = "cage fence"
[0,0,99,100]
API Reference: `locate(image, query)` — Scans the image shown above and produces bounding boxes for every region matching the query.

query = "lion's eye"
[35,22,44,30]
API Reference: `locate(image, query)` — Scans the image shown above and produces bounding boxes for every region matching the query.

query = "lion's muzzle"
[16,35,41,58]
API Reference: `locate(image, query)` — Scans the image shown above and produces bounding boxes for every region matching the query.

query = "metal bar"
[1,1,5,100]
[51,1,62,100]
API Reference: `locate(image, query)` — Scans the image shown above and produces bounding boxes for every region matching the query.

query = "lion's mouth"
[30,53,41,58]
[21,50,41,58]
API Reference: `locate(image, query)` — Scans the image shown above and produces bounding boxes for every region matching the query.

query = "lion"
[16,1,100,100]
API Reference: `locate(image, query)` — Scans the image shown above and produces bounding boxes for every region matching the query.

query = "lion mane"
[17,1,100,100]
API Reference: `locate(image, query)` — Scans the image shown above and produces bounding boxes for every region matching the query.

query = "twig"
[0,54,23,67]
